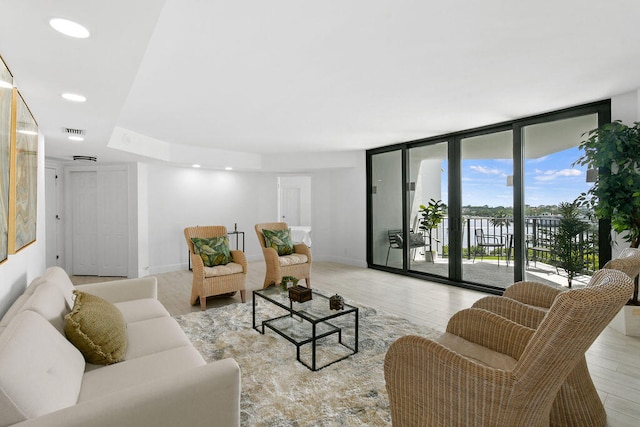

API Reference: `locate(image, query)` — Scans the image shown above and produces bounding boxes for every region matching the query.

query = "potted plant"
[418,199,446,262]
[575,120,640,301]
[551,202,593,288]
[280,276,298,291]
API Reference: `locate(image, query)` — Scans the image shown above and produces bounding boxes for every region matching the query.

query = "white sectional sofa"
[0,267,240,427]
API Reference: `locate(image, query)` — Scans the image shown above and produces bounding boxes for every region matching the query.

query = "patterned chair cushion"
[191,236,232,267]
[278,254,309,266]
[262,229,294,256]
[203,262,244,277]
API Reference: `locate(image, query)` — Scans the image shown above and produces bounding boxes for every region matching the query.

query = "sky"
[456,146,592,207]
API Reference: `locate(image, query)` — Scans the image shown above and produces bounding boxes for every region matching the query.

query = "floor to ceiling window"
[461,129,514,288]
[408,142,448,277]
[367,100,610,294]
[369,149,403,267]
[522,114,600,288]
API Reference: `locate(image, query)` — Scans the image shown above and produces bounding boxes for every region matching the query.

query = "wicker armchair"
[384,269,633,427]
[603,247,640,281]
[484,262,639,427]
[184,226,247,310]
[254,222,311,289]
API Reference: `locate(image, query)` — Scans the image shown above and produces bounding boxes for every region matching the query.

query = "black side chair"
[386,229,425,265]
[473,229,505,266]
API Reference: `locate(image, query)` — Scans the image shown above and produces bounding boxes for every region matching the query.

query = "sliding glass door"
[522,114,599,288]
[370,149,403,267]
[460,130,514,288]
[367,100,610,294]
[408,142,448,278]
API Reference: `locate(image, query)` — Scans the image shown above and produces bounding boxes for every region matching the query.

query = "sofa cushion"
[262,228,294,255]
[21,281,70,334]
[79,346,205,402]
[203,262,244,278]
[0,310,85,425]
[0,294,30,328]
[191,236,232,267]
[42,266,77,310]
[65,291,128,365]
[114,298,170,324]
[124,316,192,360]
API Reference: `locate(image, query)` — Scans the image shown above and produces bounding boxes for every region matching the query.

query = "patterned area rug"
[174,291,440,426]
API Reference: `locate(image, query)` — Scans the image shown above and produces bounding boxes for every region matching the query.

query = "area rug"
[174,291,440,426]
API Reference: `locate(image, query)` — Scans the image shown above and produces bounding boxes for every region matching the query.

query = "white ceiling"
[2,0,640,167]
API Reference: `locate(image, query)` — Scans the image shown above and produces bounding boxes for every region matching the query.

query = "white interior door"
[69,168,129,276]
[45,167,60,267]
[71,171,98,275]
[278,176,311,226]
[280,187,301,225]
[97,170,128,276]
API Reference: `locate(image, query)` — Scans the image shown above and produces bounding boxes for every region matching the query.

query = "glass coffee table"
[252,287,359,371]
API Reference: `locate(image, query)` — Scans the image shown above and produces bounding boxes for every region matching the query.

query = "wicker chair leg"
[200,295,207,311]
[190,288,199,306]
[551,357,606,427]
[240,290,246,303]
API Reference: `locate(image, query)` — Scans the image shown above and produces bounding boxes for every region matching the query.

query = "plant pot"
[424,251,438,262]
[609,305,640,337]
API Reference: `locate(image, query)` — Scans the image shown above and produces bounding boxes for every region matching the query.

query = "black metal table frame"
[252,289,359,371]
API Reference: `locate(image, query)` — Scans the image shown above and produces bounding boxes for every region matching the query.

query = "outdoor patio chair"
[386,229,425,265]
[255,222,312,288]
[384,269,633,427]
[473,228,506,265]
[184,225,247,310]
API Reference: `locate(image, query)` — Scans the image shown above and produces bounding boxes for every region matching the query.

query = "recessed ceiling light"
[0,80,12,89]
[49,18,90,39]
[68,136,84,142]
[225,167,233,171]
[18,130,38,136]
[61,93,87,102]
[192,164,201,168]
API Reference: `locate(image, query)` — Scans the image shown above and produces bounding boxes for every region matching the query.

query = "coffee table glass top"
[254,286,357,322]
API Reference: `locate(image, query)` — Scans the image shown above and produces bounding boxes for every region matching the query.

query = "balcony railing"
[424,215,599,272]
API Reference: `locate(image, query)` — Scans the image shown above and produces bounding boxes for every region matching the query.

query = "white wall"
[0,134,47,317]
[142,153,367,274]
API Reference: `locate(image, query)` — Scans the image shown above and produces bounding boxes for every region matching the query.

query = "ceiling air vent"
[73,155,96,162]
[64,127,86,136]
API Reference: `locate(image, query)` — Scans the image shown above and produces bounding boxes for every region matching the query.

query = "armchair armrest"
[502,281,562,308]
[384,335,512,425]
[75,276,158,303]
[230,250,248,272]
[472,296,547,329]
[15,359,241,427]
[293,243,312,262]
[446,308,535,360]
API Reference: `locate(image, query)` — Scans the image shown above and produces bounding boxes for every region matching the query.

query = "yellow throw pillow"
[64,290,127,365]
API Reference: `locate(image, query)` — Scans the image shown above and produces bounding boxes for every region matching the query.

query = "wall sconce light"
[506,175,513,187]
[586,169,598,183]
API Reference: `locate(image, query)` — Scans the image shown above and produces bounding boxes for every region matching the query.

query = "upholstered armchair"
[254,222,311,288]
[384,269,633,427]
[184,226,247,310]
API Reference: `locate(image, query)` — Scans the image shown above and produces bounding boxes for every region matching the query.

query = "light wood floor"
[75,261,640,426]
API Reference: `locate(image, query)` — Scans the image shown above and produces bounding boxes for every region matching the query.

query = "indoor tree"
[575,120,640,300]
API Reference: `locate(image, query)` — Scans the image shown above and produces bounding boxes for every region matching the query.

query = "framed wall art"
[0,56,12,263]
[9,90,38,253]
